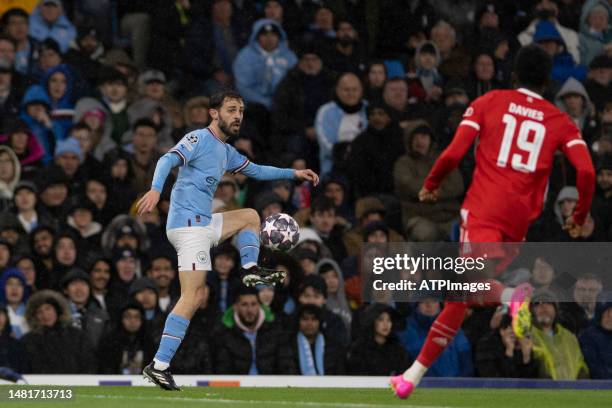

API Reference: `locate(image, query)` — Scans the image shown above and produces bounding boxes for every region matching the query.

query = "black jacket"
[346,336,409,376]
[290,333,346,375]
[475,331,538,378]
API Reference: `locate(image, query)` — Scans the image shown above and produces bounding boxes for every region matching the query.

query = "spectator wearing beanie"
[291,304,346,375]
[107,247,139,311]
[97,300,155,374]
[129,277,164,328]
[347,101,403,198]
[61,267,109,350]
[22,289,96,373]
[579,300,612,379]
[347,303,409,376]
[394,122,464,241]
[53,136,84,191]
[35,166,70,224]
[64,26,104,88]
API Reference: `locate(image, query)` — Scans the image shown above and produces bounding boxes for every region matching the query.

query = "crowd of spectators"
[0,0,611,379]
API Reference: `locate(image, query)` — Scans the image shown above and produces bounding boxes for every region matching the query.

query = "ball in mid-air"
[260,213,300,251]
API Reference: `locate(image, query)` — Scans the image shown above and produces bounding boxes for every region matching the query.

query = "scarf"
[297,332,325,376]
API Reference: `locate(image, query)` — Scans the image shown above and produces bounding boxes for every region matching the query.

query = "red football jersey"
[425,88,595,240]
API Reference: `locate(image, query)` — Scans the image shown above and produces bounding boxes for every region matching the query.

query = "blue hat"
[54,137,82,161]
[533,20,563,44]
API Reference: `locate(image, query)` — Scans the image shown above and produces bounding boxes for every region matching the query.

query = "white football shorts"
[166,213,223,271]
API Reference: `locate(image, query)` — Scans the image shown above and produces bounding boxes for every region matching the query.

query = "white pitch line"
[80,393,454,408]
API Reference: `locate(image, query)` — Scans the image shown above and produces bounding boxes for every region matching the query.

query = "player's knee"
[244,208,260,230]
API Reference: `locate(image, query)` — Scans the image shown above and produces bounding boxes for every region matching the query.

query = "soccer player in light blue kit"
[137,90,319,390]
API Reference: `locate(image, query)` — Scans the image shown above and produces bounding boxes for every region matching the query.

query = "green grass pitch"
[2,386,612,408]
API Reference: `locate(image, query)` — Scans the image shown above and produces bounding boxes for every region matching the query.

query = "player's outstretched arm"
[294,169,319,186]
[137,152,182,215]
[562,139,596,227]
[238,161,319,186]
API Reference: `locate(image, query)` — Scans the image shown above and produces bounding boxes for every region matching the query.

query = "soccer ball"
[260,213,300,251]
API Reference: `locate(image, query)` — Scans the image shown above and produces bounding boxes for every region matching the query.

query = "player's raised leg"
[219,208,286,286]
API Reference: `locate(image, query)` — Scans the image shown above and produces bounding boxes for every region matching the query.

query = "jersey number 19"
[496,113,545,173]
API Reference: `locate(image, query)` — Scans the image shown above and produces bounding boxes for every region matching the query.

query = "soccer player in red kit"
[391,45,595,399]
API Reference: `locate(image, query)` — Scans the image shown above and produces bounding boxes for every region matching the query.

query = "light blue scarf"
[297,332,325,376]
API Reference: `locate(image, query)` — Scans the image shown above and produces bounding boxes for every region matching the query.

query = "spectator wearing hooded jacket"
[555,77,599,144]
[315,72,368,175]
[316,259,351,334]
[579,2,612,66]
[0,146,20,212]
[532,19,587,84]
[22,289,96,373]
[347,303,409,376]
[233,19,297,110]
[393,122,464,241]
[584,55,612,114]
[409,41,444,103]
[28,0,76,54]
[0,305,27,373]
[346,101,403,198]
[19,85,54,163]
[579,300,612,379]
[0,120,44,170]
[0,268,30,339]
[398,294,473,377]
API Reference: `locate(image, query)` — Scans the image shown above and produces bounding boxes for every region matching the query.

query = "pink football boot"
[390,375,415,399]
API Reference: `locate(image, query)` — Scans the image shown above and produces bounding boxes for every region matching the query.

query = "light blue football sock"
[236,230,260,269]
[153,313,190,370]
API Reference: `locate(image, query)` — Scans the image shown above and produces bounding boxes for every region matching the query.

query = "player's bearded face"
[217,99,244,136]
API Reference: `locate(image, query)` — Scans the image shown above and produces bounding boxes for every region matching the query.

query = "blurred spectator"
[18,86,53,164]
[101,151,137,214]
[97,300,153,374]
[22,289,96,373]
[591,155,612,235]
[233,19,297,110]
[0,268,30,339]
[87,255,112,311]
[214,286,296,374]
[347,101,403,197]
[315,72,367,175]
[308,197,348,263]
[398,295,473,377]
[316,259,351,334]
[146,254,177,314]
[302,6,336,46]
[560,273,603,334]
[129,277,162,324]
[28,0,76,54]
[347,303,409,375]
[409,41,443,103]
[579,300,612,379]
[0,145,20,211]
[208,243,241,313]
[466,52,502,101]
[297,274,349,348]
[123,118,161,194]
[519,0,581,64]
[73,98,115,161]
[65,197,101,253]
[381,78,410,125]
[0,120,45,169]
[394,122,464,241]
[271,43,334,160]
[0,238,11,269]
[579,2,611,66]
[96,66,129,146]
[29,225,56,283]
[15,254,37,290]
[12,180,49,234]
[0,305,27,373]
[529,289,589,379]
[363,60,386,103]
[148,0,191,76]
[64,26,103,87]
[430,20,471,80]
[555,77,599,144]
[322,18,366,75]
[0,36,26,130]
[292,304,346,375]
[115,0,150,69]
[172,96,210,143]
[475,314,537,378]
[60,267,109,350]
[584,55,612,113]
[1,8,40,77]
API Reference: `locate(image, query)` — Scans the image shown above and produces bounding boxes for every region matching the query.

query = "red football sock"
[416,301,468,367]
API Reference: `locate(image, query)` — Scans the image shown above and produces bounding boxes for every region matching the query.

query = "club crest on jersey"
[196,251,208,264]
[463,107,474,117]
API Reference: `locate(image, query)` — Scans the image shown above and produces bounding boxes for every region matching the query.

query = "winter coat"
[315,100,368,175]
[0,146,21,211]
[475,330,538,378]
[0,131,44,168]
[233,19,298,109]
[214,305,297,374]
[315,259,352,333]
[70,300,110,351]
[28,4,76,53]
[19,86,55,163]
[579,0,612,65]
[290,331,346,375]
[579,302,612,379]
[347,121,404,197]
[532,323,589,380]
[21,290,96,373]
[398,309,473,377]
[73,97,116,161]
[519,18,581,64]
[555,77,599,144]
[41,64,76,141]
[0,306,28,374]
[0,268,30,339]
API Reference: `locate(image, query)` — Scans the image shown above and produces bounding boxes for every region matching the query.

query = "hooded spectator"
[411,41,443,101]
[36,166,70,223]
[394,122,464,241]
[22,289,96,373]
[363,60,387,103]
[40,63,75,140]
[347,303,409,375]
[316,259,351,333]
[97,300,154,374]
[73,97,115,161]
[579,2,612,66]
[233,19,297,110]
[129,277,162,323]
[0,145,20,212]
[101,150,137,214]
[19,84,54,162]
[579,299,612,379]
[0,119,44,169]
[347,101,403,197]
[28,0,76,53]
[555,77,599,144]
[315,72,368,175]
[0,268,30,339]
[291,304,346,375]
